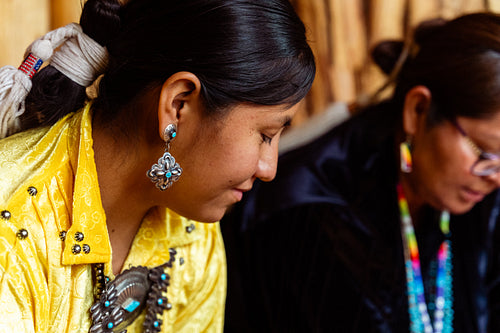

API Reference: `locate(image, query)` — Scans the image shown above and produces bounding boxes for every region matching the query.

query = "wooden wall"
[1,0,499,125]
[291,0,500,124]
[0,0,81,68]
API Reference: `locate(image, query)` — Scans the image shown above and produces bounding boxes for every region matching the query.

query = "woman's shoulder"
[0,127,51,203]
[0,114,81,266]
[0,112,79,204]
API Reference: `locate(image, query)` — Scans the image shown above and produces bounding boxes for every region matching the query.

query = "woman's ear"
[157,71,202,139]
[402,85,432,136]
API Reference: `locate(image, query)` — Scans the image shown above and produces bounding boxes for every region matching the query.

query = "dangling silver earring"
[147,124,183,191]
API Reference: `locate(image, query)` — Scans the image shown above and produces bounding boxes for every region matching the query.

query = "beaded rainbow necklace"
[397,183,454,333]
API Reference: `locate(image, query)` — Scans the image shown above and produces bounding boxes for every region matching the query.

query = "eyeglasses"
[452,120,500,176]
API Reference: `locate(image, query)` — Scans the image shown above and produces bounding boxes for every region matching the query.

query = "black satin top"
[221,102,500,332]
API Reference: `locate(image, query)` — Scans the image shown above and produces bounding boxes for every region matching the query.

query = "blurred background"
[2,0,500,126]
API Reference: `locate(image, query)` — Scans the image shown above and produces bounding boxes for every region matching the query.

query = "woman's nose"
[255,145,279,182]
[484,171,500,188]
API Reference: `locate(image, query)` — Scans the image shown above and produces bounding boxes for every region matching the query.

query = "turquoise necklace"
[397,184,454,333]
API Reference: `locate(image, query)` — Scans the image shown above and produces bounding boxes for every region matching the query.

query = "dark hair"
[22,0,315,129]
[22,0,121,129]
[371,12,500,125]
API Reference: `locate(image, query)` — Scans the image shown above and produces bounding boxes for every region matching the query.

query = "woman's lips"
[461,187,485,203]
[233,189,244,202]
[233,187,251,202]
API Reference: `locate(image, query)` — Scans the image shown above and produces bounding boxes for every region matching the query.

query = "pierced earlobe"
[146,124,183,190]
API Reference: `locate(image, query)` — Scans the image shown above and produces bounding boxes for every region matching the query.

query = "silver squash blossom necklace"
[89,248,177,333]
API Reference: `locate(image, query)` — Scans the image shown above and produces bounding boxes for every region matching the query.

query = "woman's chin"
[445,200,477,216]
[184,209,226,223]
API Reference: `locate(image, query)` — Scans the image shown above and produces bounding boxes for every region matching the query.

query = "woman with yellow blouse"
[0,0,315,332]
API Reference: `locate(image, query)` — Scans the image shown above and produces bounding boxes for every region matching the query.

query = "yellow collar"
[62,103,110,265]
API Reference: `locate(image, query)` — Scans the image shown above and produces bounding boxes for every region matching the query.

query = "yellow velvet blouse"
[0,104,226,332]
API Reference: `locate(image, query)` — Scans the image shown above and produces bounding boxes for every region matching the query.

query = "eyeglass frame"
[451,119,500,176]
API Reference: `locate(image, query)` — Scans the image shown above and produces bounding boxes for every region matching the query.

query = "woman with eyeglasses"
[222,12,500,333]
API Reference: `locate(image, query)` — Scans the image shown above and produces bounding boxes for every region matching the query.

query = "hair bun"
[413,17,447,45]
[80,0,121,46]
[20,0,121,130]
[371,40,404,75]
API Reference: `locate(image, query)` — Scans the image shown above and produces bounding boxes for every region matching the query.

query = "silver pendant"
[90,249,176,333]
[146,152,182,191]
[90,266,151,333]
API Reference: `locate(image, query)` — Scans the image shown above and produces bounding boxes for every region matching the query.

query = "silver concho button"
[1,210,11,220]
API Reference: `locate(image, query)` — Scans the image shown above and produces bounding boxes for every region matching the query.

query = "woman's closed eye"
[261,134,273,145]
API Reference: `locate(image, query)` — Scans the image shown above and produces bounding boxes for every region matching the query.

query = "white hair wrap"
[50,23,109,87]
[0,22,109,139]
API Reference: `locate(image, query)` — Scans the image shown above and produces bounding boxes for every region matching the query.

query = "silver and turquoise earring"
[147,124,183,190]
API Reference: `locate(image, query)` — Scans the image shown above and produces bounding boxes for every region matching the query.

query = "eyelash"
[261,134,272,145]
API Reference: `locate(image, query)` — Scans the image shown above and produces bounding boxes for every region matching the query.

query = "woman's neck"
[92,123,156,275]
[399,174,426,227]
